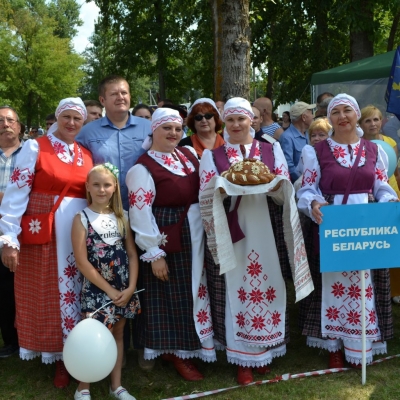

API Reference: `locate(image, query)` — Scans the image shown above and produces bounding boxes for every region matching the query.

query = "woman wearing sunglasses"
[179,98,224,158]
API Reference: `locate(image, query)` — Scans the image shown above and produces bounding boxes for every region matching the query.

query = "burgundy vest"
[314,139,377,195]
[136,146,199,207]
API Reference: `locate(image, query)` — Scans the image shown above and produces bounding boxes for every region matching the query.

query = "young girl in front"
[71,163,140,400]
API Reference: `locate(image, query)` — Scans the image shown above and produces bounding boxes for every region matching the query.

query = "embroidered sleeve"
[296,145,326,222]
[199,149,220,264]
[272,141,290,179]
[126,164,166,262]
[373,145,398,202]
[0,140,39,250]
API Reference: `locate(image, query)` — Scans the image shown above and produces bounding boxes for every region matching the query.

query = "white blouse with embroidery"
[126,146,197,262]
[199,140,290,261]
[297,138,397,223]
[0,134,85,249]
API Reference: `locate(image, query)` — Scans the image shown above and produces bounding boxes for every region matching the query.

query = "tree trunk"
[349,1,374,61]
[265,66,274,99]
[154,0,166,99]
[387,11,400,52]
[210,0,250,101]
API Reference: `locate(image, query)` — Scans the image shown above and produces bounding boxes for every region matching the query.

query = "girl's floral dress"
[80,209,140,329]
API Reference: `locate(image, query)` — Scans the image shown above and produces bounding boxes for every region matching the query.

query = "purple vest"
[314,139,377,195]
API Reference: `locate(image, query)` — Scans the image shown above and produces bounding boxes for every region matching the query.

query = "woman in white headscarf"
[0,98,93,388]
[199,98,312,385]
[297,93,397,369]
[126,108,216,382]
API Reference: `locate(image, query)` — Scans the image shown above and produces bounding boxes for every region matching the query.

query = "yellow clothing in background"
[381,135,400,297]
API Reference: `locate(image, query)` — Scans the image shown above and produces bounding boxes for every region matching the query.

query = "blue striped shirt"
[0,142,23,193]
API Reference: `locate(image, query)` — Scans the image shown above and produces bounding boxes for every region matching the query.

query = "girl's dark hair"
[283,111,291,121]
[132,104,153,115]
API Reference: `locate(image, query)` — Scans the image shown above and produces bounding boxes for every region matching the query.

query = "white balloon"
[63,318,117,382]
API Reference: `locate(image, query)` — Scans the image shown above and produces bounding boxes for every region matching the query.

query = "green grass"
[1,285,400,400]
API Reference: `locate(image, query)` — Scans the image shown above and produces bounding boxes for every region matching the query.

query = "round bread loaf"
[221,158,276,185]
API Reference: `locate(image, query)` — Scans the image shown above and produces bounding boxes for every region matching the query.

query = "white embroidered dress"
[0,134,89,363]
[126,147,216,362]
[297,138,397,364]
[199,140,293,367]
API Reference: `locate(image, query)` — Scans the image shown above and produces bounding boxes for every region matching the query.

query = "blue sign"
[319,202,400,272]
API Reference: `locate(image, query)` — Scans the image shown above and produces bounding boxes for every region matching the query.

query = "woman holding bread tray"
[199,97,313,385]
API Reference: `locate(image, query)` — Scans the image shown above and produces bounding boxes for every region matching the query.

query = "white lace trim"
[140,249,166,262]
[0,235,20,250]
[307,337,342,352]
[345,355,373,365]
[20,351,40,361]
[19,349,63,364]
[227,347,286,368]
[144,349,216,363]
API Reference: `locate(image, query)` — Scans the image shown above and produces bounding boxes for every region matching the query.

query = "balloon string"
[88,288,145,318]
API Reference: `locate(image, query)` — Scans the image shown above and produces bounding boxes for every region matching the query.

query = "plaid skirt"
[137,206,201,350]
[15,192,63,352]
[205,196,290,347]
[298,215,393,341]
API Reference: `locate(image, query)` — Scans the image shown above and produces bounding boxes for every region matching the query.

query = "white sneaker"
[392,296,400,304]
[74,389,91,400]
[109,386,136,400]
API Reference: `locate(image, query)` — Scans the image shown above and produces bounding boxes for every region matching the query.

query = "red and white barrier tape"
[161,354,400,400]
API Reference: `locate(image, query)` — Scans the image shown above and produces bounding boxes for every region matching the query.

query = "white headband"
[223,97,254,122]
[151,107,182,132]
[188,98,221,118]
[327,93,363,137]
[142,107,183,151]
[56,97,87,121]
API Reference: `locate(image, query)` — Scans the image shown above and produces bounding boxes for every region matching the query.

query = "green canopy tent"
[311,50,395,111]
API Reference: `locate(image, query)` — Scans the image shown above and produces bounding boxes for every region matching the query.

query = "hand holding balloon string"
[88,288,145,318]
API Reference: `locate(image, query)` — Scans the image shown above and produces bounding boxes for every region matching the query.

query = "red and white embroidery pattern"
[47,133,84,166]
[327,138,366,168]
[274,164,290,179]
[200,170,216,192]
[28,219,41,234]
[147,149,195,175]
[60,252,82,340]
[302,168,318,186]
[128,188,154,209]
[232,250,284,344]
[10,167,35,189]
[322,270,380,340]
[376,168,388,182]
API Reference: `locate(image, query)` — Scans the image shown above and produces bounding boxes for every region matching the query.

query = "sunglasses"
[194,113,214,121]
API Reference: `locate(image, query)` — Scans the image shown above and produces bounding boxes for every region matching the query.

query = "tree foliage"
[0,0,84,127]
[83,0,400,105]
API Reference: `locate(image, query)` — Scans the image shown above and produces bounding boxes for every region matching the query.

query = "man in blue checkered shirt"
[0,105,23,358]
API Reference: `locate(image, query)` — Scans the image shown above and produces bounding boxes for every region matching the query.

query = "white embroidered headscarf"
[222,97,255,141]
[327,93,364,137]
[188,98,221,119]
[142,108,183,150]
[48,97,87,136]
